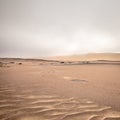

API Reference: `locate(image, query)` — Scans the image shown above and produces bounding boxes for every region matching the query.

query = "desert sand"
[48,53,120,61]
[0,55,120,120]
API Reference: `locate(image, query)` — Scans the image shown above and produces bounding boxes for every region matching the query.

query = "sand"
[0,58,120,120]
[48,53,120,61]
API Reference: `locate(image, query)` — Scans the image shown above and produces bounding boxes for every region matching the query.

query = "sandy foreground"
[0,58,120,120]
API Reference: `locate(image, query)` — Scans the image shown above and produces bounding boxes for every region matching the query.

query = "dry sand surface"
[0,58,120,120]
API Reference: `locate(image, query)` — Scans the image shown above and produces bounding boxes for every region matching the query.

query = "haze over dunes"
[0,0,120,119]
[0,0,120,58]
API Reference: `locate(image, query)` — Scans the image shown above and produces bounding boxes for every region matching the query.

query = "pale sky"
[0,0,120,57]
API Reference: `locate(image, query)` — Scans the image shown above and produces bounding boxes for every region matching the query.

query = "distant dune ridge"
[48,53,120,61]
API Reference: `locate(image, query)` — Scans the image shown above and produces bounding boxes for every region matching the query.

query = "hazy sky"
[0,0,120,57]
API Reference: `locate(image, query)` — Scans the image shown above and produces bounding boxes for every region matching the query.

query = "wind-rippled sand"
[0,85,120,120]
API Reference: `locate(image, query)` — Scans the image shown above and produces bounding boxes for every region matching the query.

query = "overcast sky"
[0,0,120,58]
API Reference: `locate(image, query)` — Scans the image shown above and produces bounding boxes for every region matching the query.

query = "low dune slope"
[48,53,120,61]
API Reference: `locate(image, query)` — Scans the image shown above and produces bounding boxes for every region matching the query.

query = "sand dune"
[48,53,120,61]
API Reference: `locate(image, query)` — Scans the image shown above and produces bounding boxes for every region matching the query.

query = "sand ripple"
[0,88,120,120]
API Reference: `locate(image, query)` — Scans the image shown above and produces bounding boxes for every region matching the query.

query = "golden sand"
[0,58,120,120]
